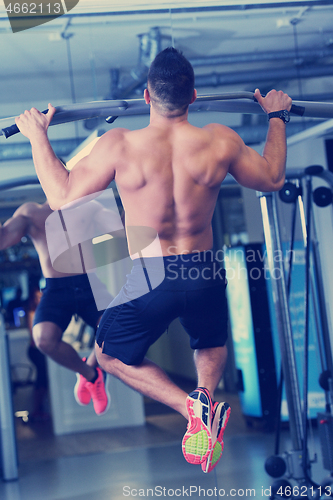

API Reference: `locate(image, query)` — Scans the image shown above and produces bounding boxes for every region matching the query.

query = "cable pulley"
[279,182,302,204]
[313,186,333,207]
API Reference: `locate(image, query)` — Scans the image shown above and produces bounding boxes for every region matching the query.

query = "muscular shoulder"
[13,202,42,219]
[100,127,129,148]
[202,123,243,160]
[89,128,130,165]
[13,202,51,233]
[204,122,240,143]
[1,203,40,242]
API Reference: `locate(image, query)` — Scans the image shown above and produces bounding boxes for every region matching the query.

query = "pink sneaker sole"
[182,388,213,465]
[201,402,231,473]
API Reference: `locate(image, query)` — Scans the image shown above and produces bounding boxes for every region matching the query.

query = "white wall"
[287,135,327,170]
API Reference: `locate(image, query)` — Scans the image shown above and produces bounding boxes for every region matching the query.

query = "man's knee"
[32,323,62,355]
[195,344,228,356]
[96,351,117,374]
[95,344,126,376]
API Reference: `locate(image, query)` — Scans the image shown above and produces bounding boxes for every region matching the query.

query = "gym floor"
[0,379,329,500]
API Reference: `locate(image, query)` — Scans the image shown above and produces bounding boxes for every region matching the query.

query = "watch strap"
[267,110,290,123]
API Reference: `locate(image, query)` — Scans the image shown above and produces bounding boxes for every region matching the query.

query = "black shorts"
[33,274,105,332]
[96,251,228,366]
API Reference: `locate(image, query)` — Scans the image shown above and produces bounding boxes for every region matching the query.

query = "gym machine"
[260,166,333,499]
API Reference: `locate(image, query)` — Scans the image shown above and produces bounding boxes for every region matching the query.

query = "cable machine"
[259,167,333,499]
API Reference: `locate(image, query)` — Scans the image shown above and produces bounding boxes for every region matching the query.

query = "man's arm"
[227,88,292,192]
[15,105,123,210]
[0,204,32,250]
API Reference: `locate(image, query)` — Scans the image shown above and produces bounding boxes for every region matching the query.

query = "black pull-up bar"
[2,91,332,139]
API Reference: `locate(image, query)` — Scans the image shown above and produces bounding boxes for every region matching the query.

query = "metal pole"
[0,313,18,481]
[259,191,304,450]
[298,173,333,410]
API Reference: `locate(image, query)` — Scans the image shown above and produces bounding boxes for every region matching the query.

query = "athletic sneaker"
[85,367,110,416]
[182,387,213,465]
[201,401,231,474]
[74,358,91,406]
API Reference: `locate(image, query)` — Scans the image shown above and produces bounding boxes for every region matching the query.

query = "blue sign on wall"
[225,242,325,420]
[225,247,262,417]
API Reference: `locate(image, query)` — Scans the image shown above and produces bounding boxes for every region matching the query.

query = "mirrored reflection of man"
[0,200,113,415]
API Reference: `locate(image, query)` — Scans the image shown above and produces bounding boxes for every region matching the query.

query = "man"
[15,47,292,472]
[0,200,111,415]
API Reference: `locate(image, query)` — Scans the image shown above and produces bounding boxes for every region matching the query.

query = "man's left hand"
[15,103,56,140]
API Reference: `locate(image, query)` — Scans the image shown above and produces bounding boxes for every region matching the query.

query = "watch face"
[282,110,290,123]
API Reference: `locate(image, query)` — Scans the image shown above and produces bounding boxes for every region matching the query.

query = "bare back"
[113,120,232,256]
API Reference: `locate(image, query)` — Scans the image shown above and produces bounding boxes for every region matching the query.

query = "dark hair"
[147,47,195,115]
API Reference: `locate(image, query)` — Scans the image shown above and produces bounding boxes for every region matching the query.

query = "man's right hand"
[254,88,292,115]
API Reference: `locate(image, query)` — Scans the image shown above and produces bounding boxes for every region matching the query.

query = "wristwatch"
[267,110,290,123]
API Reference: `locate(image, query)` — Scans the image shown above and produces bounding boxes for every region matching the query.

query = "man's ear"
[190,89,197,105]
[144,88,151,104]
